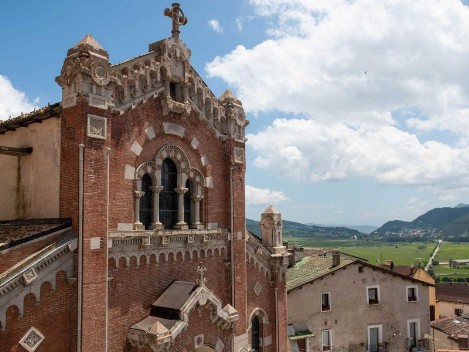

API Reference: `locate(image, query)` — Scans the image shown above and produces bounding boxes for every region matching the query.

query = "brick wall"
[108,251,230,351]
[108,98,232,229]
[246,258,277,352]
[0,271,77,352]
[60,101,112,351]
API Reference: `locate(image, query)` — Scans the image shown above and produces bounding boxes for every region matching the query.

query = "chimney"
[457,335,468,349]
[332,250,340,267]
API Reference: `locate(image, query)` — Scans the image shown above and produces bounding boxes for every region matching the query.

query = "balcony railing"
[407,338,429,352]
[368,342,388,352]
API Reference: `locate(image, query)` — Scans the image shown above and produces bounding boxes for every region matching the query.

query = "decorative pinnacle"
[164,3,188,39]
[196,262,207,287]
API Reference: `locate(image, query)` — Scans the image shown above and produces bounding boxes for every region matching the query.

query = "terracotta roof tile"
[287,255,356,291]
[437,283,469,304]
[431,316,469,339]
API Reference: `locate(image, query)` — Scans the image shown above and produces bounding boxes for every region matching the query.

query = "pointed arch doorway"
[194,346,216,352]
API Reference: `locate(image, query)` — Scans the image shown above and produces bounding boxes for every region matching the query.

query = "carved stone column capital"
[191,195,204,202]
[174,187,188,194]
[134,191,145,199]
[149,186,164,193]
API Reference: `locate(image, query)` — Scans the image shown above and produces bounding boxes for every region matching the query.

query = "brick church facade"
[0,4,289,352]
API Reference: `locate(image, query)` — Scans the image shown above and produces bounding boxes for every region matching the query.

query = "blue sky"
[2,0,469,226]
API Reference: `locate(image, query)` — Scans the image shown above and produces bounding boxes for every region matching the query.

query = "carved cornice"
[0,232,77,330]
[128,284,238,351]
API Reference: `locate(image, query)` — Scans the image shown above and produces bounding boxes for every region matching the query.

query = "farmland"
[432,242,469,279]
[285,236,469,279]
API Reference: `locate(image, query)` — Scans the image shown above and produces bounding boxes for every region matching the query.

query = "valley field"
[285,237,469,280]
[432,242,469,280]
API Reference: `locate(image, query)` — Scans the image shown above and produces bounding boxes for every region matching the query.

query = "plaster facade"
[0,117,60,220]
[437,301,469,319]
[288,260,431,352]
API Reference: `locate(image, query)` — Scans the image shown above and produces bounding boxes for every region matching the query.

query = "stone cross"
[164,3,188,39]
[196,262,207,287]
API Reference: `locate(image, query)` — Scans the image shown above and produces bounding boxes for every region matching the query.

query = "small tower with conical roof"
[56,34,113,110]
[260,205,285,254]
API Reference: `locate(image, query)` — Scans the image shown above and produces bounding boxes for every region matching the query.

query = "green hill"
[374,205,469,239]
[246,218,364,239]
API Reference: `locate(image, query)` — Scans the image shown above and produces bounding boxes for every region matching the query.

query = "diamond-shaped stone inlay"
[22,268,38,285]
[19,327,44,352]
[254,281,262,296]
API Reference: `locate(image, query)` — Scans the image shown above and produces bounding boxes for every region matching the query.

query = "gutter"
[77,144,84,352]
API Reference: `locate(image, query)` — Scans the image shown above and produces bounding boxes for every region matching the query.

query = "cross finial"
[196,262,207,287]
[164,3,188,39]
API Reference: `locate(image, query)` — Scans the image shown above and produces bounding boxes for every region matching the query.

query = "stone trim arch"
[155,144,191,175]
[108,245,227,270]
[134,161,157,181]
[248,308,269,328]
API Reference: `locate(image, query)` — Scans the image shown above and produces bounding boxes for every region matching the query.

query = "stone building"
[287,251,433,352]
[0,4,289,351]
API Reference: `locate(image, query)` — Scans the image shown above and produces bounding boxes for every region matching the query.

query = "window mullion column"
[190,195,204,229]
[150,186,164,229]
[133,191,145,230]
[174,187,188,229]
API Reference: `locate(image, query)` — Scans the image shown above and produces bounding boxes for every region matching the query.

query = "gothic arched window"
[139,174,153,229]
[159,158,178,229]
[251,316,260,352]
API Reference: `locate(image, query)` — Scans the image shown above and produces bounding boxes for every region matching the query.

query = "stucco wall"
[432,328,459,351]
[438,301,469,318]
[413,268,439,319]
[288,263,431,352]
[0,118,60,220]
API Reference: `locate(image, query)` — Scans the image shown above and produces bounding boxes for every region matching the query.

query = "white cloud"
[245,185,289,205]
[247,118,469,186]
[235,18,243,32]
[0,75,38,120]
[206,0,469,132]
[207,0,469,197]
[208,19,223,34]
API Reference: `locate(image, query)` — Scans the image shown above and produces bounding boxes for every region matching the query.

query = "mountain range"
[246,218,364,239]
[247,203,469,241]
[373,204,469,238]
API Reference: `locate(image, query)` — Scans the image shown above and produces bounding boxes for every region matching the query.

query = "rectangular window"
[367,324,382,352]
[367,286,380,305]
[359,266,364,273]
[407,286,418,302]
[407,319,421,348]
[455,308,462,316]
[322,330,331,351]
[321,293,331,311]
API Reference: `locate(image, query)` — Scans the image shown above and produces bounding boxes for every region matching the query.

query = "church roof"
[262,205,280,215]
[219,89,239,102]
[0,103,61,134]
[73,34,105,51]
[0,218,71,251]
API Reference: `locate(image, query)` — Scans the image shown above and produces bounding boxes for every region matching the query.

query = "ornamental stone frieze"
[56,23,248,141]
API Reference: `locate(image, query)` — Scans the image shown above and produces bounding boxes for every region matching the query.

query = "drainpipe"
[230,166,235,352]
[77,144,84,352]
[105,147,110,351]
[275,287,279,352]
